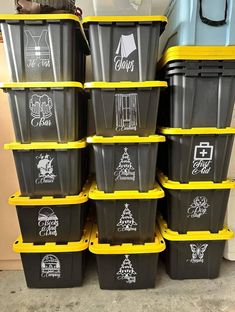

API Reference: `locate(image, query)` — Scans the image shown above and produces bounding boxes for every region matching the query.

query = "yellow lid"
[9,182,90,206]
[158,216,234,241]
[89,224,165,255]
[89,181,164,200]
[157,171,235,190]
[159,127,235,135]
[87,135,166,144]
[13,223,92,253]
[158,46,235,69]
[84,81,167,89]
[83,15,167,24]
[0,14,81,23]
[0,82,83,89]
[4,139,86,150]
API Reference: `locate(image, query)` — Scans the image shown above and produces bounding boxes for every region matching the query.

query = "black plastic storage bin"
[87,135,165,192]
[89,181,164,244]
[1,82,87,143]
[9,183,90,243]
[157,47,235,128]
[85,81,167,136]
[89,224,165,289]
[4,140,87,197]
[158,128,235,183]
[158,216,233,280]
[83,16,167,82]
[13,223,91,288]
[0,14,89,82]
[158,172,235,233]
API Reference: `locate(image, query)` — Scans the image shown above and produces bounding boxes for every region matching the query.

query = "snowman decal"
[35,154,57,184]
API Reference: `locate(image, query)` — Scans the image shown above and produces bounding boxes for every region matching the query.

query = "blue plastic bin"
[160,0,235,54]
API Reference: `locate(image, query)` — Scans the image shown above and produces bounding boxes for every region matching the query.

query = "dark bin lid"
[89,181,164,200]
[158,216,234,242]
[157,171,235,190]
[158,46,235,70]
[89,224,166,255]
[13,222,92,253]
[159,127,235,135]
[83,15,167,35]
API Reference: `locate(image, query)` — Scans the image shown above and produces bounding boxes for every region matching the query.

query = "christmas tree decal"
[117,203,137,232]
[114,147,135,181]
[116,255,137,284]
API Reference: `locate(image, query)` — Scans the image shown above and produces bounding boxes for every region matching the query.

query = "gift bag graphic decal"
[192,142,214,175]
[25,29,51,68]
[114,34,137,72]
[115,93,138,131]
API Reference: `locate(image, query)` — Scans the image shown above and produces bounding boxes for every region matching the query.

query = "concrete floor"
[0,257,235,312]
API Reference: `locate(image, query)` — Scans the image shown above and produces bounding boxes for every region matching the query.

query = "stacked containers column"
[0,14,91,288]
[156,46,235,279]
[83,15,168,289]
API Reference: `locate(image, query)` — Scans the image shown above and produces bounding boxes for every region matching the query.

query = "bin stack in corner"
[156,37,235,279]
[83,15,168,289]
[0,13,91,288]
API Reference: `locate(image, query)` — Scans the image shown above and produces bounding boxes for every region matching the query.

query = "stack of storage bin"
[0,14,91,288]
[84,14,168,289]
[156,0,235,280]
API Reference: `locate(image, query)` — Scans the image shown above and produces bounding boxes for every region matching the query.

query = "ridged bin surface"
[21,251,85,288]
[89,85,162,136]
[96,253,159,289]
[158,61,235,128]
[4,85,87,143]
[93,143,159,192]
[95,199,158,244]
[160,188,230,233]
[16,202,87,243]
[165,240,226,280]
[87,21,162,81]
[158,134,234,183]
[0,17,87,82]
[13,149,83,197]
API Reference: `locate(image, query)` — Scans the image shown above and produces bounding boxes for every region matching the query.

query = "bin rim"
[4,139,87,150]
[158,46,235,70]
[0,82,84,90]
[84,81,167,89]
[13,222,92,253]
[89,224,165,255]
[9,182,90,206]
[87,135,166,144]
[159,127,235,135]
[83,15,167,24]
[158,216,234,241]
[0,13,81,22]
[157,171,235,190]
[89,181,164,200]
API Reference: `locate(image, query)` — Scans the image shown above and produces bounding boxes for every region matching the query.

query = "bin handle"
[199,0,228,27]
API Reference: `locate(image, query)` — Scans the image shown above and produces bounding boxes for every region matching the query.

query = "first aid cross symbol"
[199,149,208,158]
